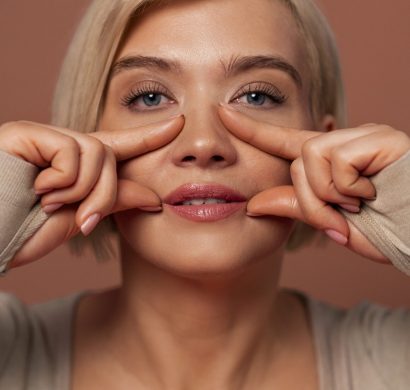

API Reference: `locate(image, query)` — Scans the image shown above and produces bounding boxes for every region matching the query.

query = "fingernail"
[35,188,52,195]
[339,203,361,213]
[139,206,162,212]
[81,213,101,236]
[43,203,64,214]
[324,229,348,246]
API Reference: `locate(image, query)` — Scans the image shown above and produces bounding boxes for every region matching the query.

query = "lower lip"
[165,202,246,222]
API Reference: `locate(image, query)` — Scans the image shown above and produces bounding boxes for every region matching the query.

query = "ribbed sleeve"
[340,150,410,276]
[0,150,49,273]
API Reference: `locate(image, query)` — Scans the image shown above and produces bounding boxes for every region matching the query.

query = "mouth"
[163,183,247,222]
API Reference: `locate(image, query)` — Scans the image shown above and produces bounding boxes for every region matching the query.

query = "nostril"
[182,155,196,162]
[212,155,224,162]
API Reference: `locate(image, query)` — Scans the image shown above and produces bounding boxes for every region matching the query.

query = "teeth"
[181,198,228,206]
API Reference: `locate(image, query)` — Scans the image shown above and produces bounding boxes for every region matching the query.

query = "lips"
[163,183,247,222]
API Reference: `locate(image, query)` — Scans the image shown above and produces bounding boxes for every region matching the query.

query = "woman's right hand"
[0,116,184,268]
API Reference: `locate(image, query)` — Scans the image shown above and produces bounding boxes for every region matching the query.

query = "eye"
[230,82,287,108]
[121,81,176,112]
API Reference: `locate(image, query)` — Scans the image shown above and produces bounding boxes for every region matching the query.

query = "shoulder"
[0,291,85,389]
[0,292,31,354]
[308,295,410,389]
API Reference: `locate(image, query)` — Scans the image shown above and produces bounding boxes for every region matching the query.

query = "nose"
[170,106,238,169]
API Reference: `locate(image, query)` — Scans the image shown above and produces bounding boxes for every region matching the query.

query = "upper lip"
[163,183,248,205]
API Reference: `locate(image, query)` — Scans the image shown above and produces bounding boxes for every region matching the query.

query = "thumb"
[110,179,162,214]
[246,186,304,221]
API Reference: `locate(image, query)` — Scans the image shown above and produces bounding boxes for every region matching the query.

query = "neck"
[80,241,302,390]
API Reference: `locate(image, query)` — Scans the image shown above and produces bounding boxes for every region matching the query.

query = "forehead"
[118,0,306,74]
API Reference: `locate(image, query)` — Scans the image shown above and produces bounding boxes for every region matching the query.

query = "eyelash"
[230,82,287,105]
[120,80,287,110]
[120,81,175,108]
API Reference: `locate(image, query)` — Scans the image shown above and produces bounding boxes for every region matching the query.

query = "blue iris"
[246,92,266,106]
[142,93,162,106]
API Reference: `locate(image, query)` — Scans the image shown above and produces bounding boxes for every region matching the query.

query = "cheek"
[117,147,292,191]
[113,148,294,274]
[117,153,162,187]
[239,150,292,190]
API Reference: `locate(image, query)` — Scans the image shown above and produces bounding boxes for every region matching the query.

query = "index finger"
[91,115,185,161]
[218,104,319,160]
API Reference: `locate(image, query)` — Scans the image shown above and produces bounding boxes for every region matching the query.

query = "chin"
[115,209,293,280]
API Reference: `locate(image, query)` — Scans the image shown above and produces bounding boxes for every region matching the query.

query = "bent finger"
[290,158,350,241]
[41,138,105,207]
[331,131,409,198]
[302,147,361,207]
[74,147,118,235]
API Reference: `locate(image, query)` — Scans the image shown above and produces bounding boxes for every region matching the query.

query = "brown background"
[0,0,409,308]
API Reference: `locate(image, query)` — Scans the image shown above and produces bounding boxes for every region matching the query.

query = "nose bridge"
[170,104,237,168]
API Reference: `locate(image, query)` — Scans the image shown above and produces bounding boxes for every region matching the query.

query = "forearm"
[340,150,410,276]
[0,150,48,274]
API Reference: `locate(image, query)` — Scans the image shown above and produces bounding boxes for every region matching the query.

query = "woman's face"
[99,0,314,277]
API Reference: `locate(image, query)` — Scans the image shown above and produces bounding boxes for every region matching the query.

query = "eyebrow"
[110,55,181,79]
[223,55,302,88]
[110,54,302,88]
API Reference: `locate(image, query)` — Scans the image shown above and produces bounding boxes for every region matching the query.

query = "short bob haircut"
[52,0,347,260]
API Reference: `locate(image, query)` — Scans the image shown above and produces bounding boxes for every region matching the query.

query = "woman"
[0,0,409,389]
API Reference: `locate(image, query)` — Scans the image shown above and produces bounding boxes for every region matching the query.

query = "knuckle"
[334,176,360,195]
[73,186,93,201]
[0,120,29,135]
[63,135,81,152]
[0,121,17,131]
[86,136,105,155]
[333,148,351,166]
[362,123,393,134]
[394,129,410,144]
[68,175,99,200]
[379,124,394,133]
[360,122,379,128]
[301,138,320,158]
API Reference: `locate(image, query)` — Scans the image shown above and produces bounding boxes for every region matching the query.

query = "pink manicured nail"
[43,203,64,214]
[339,203,361,213]
[81,213,101,236]
[325,229,348,245]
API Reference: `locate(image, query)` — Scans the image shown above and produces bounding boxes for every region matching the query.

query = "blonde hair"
[52,0,347,259]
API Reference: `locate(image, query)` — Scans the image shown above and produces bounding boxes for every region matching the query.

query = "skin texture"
[70,0,410,387]
[73,1,321,389]
[1,0,408,389]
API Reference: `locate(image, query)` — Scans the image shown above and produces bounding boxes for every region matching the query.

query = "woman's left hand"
[219,105,410,263]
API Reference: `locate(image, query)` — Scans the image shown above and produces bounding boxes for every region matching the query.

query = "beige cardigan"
[0,150,409,389]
